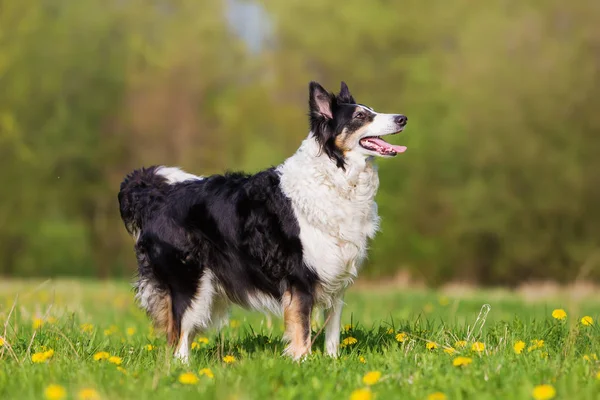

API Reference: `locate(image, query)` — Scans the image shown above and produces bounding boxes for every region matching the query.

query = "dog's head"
[309,81,407,168]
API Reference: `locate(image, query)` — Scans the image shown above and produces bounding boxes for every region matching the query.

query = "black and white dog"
[118,81,408,361]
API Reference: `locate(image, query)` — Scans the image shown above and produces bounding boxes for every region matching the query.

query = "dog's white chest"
[278,139,381,306]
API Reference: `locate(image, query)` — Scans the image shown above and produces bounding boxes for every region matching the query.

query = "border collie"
[118,81,408,361]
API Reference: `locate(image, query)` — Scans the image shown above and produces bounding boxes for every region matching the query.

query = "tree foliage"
[1,0,599,284]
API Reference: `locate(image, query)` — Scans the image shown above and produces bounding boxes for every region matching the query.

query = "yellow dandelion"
[528,340,544,352]
[0,337,4,346]
[359,356,366,364]
[427,392,447,400]
[126,327,136,336]
[80,323,94,333]
[32,352,49,363]
[223,355,236,364]
[199,368,214,378]
[93,351,110,361]
[551,309,567,320]
[191,342,200,350]
[178,372,199,385]
[77,388,100,400]
[455,340,467,348]
[33,318,44,330]
[350,388,372,400]
[596,371,600,380]
[344,324,354,331]
[532,384,556,400]
[116,366,127,375]
[144,344,154,351]
[583,354,598,362]
[395,333,407,343]
[108,356,122,365]
[197,336,209,344]
[453,356,473,367]
[426,341,438,350]
[362,371,382,386]
[386,328,394,334]
[471,342,485,353]
[581,316,594,326]
[443,347,456,355]
[44,349,54,359]
[229,320,240,328]
[44,384,66,400]
[341,337,358,347]
[513,340,526,354]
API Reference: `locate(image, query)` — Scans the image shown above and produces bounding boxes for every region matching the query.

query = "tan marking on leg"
[282,290,311,360]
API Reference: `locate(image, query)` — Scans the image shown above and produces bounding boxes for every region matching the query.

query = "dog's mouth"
[359,136,407,156]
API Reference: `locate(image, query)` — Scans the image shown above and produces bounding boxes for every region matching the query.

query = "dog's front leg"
[282,286,313,361]
[324,296,344,357]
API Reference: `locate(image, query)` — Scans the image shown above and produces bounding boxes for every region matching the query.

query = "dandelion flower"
[341,337,358,347]
[144,344,154,351]
[532,384,556,400]
[191,342,200,350]
[344,324,353,331]
[552,309,567,320]
[362,371,382,386]
[581,316,594,326]
[583,354,598,362]
[80,323,94,333]
[471,342,485,353]
[359,356,366,364]
[513,340,525,354]
[126,327,136,336]
[223,355,236,364]
[32,352,48,363]
[108,356,122,365]
[427,392,447,400]
[528,340,544,352]
[178,372,199,385]
[395,333,407,343]
[452,356,472,367]
[33,318,44,330]
[199,368,214,379]
[77,388,100,400]
[197,337,209,344]
[0,337,4,346]
[44,385,66,400]
[93,352,110,361]
[596,371,600,380]
[426,341,438,350]
[386,328,394,334]
[455,340,467,348]
[349,388,372,400]
[443,347,456,355]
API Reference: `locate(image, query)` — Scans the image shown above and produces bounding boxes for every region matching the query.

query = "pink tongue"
[368,137,407,153]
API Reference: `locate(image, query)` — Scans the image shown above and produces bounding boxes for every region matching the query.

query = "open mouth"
[359,136,407,156]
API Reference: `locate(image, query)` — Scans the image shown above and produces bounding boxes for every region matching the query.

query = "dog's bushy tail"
[117,166,170,237]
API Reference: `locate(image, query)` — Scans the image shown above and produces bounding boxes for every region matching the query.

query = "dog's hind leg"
[282,286,313,361]
[174,269,226,363]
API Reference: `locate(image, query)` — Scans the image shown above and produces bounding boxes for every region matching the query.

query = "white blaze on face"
[362,113,402,137]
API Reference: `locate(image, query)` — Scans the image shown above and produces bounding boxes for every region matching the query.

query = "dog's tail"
[117,166,201,237]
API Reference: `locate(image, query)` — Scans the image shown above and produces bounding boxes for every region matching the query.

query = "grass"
[0,280,599,400]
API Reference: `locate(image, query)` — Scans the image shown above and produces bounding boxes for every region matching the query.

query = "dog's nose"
[395,115,408,126]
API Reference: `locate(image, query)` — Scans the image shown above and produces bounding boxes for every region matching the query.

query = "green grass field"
[0,280,599,400]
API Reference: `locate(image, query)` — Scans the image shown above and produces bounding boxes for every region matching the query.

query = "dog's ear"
[338,81,355,104]
[309,81,333,120]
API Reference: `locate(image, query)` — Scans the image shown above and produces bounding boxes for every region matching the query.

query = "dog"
[118,81,408,362]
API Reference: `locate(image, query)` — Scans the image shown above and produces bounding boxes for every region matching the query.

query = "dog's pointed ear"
[338,81,355,104]
[309,81,333,120]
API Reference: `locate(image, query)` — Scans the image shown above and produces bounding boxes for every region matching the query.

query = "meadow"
[0,280,599,400]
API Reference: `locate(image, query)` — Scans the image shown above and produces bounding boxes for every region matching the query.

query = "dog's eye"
[354,112,365,119]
